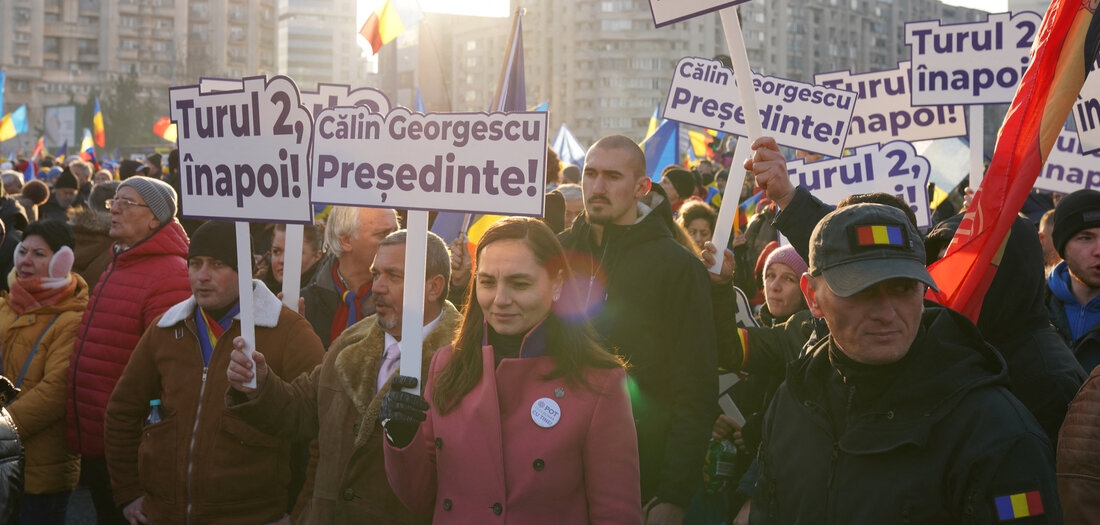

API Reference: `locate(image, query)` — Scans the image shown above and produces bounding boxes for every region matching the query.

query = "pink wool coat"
[385,341,642,524]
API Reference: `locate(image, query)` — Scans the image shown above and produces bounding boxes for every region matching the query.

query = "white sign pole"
[399,210,429,392]
[710,6,763,274]
[969,105,984,190]
[236,222,257,389]
[281,224,304,312]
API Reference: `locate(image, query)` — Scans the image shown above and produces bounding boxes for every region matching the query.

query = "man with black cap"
[39,166,82,221]
[751,203,1059,524]
[105,221,324,525]
[66,175,192,524]
[1047,188,1100,373]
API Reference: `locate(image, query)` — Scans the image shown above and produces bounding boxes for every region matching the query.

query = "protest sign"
[787,141,933,228]
[1033,129,1100,194]
[905,11,1042,106]
[665,56,857,157]
[311,107,547,216]
[170,75,314,223]
[300,83,391,119]
[816,62,966,149]
[1071,57,1100,154]
[649,0,751,28]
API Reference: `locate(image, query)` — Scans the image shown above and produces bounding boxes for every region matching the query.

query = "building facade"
[0,0,279,151]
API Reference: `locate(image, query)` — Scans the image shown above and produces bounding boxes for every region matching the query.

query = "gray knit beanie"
[118,176,177,224]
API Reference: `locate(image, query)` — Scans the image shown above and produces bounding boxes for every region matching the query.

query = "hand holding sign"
[744,137,796,210]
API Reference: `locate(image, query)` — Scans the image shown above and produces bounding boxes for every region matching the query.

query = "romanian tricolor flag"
[689,130,715,159]
[93,97,105,148]
[359,0,423,55]
[32,136,46,158]
[79,128,94,161]
[927,0,1100,322]
[734,191,763,232]
[153,117,178,143]
[993,491,1044,521]
[855,225,905,247]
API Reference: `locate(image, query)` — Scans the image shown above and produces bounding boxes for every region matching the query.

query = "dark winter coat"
[0,197,27,235]
[752,307,1060,524]
[301,256,375,349]
[558,191,717,507]
[0,378,24,525]
[1047,262,1100,373]
[69,208,114,291]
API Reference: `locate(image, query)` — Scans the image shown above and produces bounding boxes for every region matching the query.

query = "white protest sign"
[300,83,391,119]
[1033,129,1100,194]
[649,0,751,28]
[1072,57,1100,154]
[170,75,313,223]
[905,11,1042,105]
[815,62,966,149]
[311,107,547,216]
[786,141,933,227]
[664,57,856,157]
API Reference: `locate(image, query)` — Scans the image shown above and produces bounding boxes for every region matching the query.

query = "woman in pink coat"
[382,217,641,524]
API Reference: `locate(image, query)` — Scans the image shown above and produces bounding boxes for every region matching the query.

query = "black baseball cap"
[808,203,938,297]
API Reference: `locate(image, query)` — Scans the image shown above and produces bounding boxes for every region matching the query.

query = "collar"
[158,279,283,328]
[384,310,445,353]
[483,317,550,359]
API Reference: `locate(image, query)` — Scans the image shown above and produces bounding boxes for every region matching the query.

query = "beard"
[375,298,400,330]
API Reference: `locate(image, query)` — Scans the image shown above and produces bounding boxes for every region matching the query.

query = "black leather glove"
[380,375,429,448]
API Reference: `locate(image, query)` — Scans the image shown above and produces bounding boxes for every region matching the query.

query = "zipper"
[70,249,119,452]
[186,365,207,525]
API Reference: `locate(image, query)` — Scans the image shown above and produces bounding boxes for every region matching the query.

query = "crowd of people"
[0,129,1095,525]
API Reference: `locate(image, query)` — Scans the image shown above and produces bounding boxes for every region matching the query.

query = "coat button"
[533,459,545,471]
[342,488,355,501]
[491,502,503,515]
[435,437,443,449]
[442,498,453,511]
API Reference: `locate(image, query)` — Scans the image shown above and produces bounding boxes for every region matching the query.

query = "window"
[44,37,60,53]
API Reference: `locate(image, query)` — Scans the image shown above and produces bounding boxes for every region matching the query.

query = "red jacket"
[385,342,642,524]
[66,221,191,456]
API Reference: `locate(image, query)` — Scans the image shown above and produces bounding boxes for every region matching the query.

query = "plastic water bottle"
[144,399,163,426]
[702,438,738,494]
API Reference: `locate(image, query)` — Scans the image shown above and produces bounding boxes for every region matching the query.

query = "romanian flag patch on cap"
[853,224,906,248]
[994,490,1044,521]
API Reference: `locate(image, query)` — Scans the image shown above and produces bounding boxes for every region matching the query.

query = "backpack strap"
[13,314,63,390]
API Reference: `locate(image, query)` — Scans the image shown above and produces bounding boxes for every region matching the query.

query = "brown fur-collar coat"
[228,301,461,524]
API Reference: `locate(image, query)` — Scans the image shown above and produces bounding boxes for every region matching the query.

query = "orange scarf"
[8,274,77,315]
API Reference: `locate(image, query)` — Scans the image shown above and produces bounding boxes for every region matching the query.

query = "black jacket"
[1047,291,1100,374]
[301,255,375,350]
[0,378,24,525]
[0,197,27,235]
[752,307,1060,524]
[559,191,717,507]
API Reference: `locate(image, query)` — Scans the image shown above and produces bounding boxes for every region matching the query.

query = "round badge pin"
[531,397,562,428]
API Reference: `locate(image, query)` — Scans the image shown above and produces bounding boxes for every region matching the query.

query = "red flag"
[927,0,1100,321]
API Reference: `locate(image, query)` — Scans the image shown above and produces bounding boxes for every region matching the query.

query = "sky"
[356,0,510,27]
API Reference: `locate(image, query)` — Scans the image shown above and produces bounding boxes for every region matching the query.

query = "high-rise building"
[740,0,987,82]
[277,0,367,90]
[0,0,279,151]
[374,0,990,146]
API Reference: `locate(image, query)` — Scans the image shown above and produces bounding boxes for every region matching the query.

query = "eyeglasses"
[105,198,149,211]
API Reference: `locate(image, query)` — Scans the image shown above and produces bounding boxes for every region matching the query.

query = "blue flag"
[641,120,679,182]
[415,87,426,113]
[551,124,586,169]
[430,212,467,244]
[23,160,34,183]
[0,70,5,117]
[489,9,526,113]
[57,140,68,159]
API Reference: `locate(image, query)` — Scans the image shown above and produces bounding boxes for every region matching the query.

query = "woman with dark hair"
[381,217,641,524]
[260,222,326,294]
[0,220,88,524]
[678,200,717,251]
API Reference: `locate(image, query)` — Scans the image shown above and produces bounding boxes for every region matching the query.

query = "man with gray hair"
[301,206,399,347]
[556,183,584,227]
[226,230,460,524]
[67,175,192,523]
